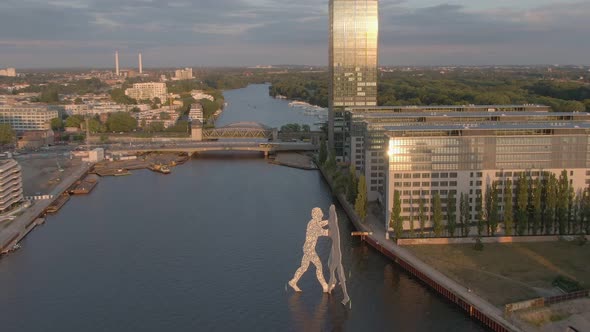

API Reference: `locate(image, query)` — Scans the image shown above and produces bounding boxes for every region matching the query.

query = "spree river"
[0,84,484,331]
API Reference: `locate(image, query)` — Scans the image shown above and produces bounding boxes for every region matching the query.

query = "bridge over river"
[109,141,317,156]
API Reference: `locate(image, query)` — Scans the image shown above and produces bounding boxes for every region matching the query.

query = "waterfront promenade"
[319,166,523,332]
[0,163,91,253]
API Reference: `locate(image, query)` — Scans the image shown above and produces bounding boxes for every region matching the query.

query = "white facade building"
[125,83,167,101]
[0,68,16,77]
[174,68,193,80]
[0,105,59,131]
[0,159,24,213]
[189,103,204,122]
[135,108,179,129]
[191,90,214,101]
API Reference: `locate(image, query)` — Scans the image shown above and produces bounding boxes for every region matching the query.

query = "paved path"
[0,164,91,253]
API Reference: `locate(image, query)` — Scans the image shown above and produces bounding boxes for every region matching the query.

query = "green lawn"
[406,241,590,306]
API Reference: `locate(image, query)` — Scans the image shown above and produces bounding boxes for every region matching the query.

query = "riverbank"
[317,164,522,332]
[0,163,91,254]
[269,152,317,170]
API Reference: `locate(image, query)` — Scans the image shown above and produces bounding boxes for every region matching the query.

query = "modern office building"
[349,105,554,201]
[348,107,590,232]
[384,121,590,232]
[329,0,378,158]
[0,159,24,213]
[125,82,167,101]
[0,105,59,131]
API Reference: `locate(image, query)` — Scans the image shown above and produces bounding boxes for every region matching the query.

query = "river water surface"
[0,84,484,331]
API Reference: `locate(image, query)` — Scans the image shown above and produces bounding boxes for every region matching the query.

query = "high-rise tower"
[138,53,143,74]
[329,0,379,159]
[115,51,120,76]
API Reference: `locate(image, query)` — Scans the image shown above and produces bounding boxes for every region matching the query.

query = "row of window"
[394,172,459,179]
[393,181,459,187]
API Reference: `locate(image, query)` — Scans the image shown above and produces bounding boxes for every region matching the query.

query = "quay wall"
[397,235,590,246]
[318,165,521,332]
[0,164,91,254]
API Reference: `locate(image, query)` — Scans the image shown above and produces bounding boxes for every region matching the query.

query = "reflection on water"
[0,85,486,332]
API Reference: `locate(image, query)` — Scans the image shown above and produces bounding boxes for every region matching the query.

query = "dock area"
[93,152,188,176]
[0,163,92,255]
[46,194,70,214]
[69,174,99,195]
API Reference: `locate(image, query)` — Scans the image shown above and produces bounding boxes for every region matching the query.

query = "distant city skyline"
[0,0,589,68]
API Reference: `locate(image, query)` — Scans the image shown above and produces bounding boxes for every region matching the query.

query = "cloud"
[0,0,588,67]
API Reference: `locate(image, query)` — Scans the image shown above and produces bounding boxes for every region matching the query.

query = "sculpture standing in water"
[327,204,350,305]
[288,207,329,293]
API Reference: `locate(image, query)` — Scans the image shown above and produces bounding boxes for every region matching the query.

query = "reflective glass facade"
[329,0,378,157]
[385,127,590,231]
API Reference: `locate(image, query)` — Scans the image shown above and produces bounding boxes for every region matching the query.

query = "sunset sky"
[0,0,588,68]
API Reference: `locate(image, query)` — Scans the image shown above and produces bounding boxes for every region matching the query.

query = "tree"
[302,124,311,132]
[318,138,328,165]
[88,118,105,133]
[583,186,590,235]
[516,174,529,236]
[545,174,558,234]
[446,191,457,237]
[531,177,543,235]
[106,112,138,132]
[391,190,403,239]
[200,98,221,118]
[433,193,443,237]
[489,182,500,236]
[346,164,358,203]
[280,123,301,133]
[0,124,15,145]
[355,175,368,222]
[110,88,136,105]
[74,97,83,105]
[159,112,171,120]
[556,170,570,235]
[504,178,514,236]
[130,107,141,113]
[148,121,165,132]
[324,150,337,173]
[64,115,84,128]
[460,192,470,237]
[166,120,190,133]
[571,193,581,235]
[39,88,59,103]
[418,196,426,237]
[485,184,492,236]
[50,117,64,131]
[568,186,576,234]
[476,193,485,236]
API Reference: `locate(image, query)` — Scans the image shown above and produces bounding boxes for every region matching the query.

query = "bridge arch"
[203,122,277,140]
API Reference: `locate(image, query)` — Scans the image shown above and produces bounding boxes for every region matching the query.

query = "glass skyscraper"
[329,0,379,159]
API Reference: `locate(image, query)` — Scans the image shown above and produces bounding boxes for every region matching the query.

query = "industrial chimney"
[115,51,120,76]
[139,53,143,74]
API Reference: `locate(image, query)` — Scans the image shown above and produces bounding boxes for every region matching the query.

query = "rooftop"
[356,111,589,119]
[383,121,590,133]
[347,104,550,111]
